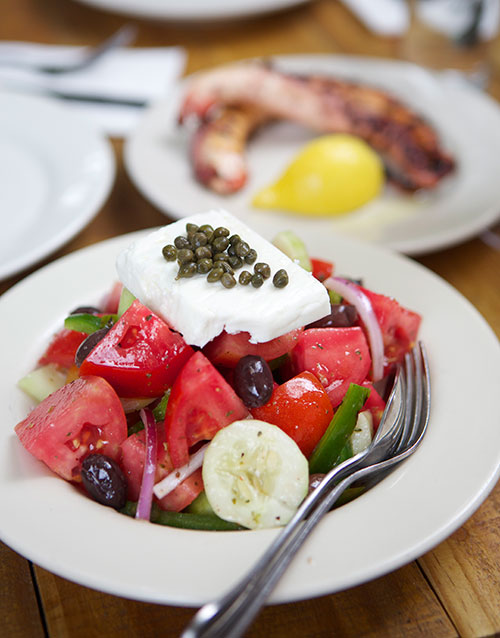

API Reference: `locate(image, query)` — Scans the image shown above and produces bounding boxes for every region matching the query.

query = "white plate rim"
[124,54,500,256]
[0,90,115,280]
[1,226,499,606]
[72,0,310,20]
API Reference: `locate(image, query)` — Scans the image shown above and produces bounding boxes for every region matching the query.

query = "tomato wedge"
[15,375,127,481]
[358,286,421,368]
[310,257,334,282]
[202,328,303,367]
[79,300,194,398]
[251,371,334,458]
[291,327,371,407]
[38,328,87,370]
[120,424,203,511]
[165,351,249,467]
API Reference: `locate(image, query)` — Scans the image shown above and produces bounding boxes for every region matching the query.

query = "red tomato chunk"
[203,328,303,367]
[358,286,421,369]
[291,327,371,407]
[165,351,249,467]
[120,424,203,512]
[15,376,127,481]
[80,300,194,398]
[38,328,87,370]
[251,371,333,458]
[310,257,334,282]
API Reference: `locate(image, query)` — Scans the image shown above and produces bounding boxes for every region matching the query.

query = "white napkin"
[0,43,186,137]
[340,0,499,39]
[339,0,409,36]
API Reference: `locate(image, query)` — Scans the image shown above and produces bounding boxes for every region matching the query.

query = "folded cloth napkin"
[0,42,186,137]
[339,0,409,36]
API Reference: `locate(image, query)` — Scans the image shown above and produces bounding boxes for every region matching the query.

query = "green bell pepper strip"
[64,313,117,334]
[127,390,171,436]
[121,501,244,531]
[309,383,370,474]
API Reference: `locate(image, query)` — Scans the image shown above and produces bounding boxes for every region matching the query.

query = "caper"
[229,234,241,245]
[244,249,257,265]
[238,270,252,285]
[273,269,289,288]
[227,243,237,256]
[216,261,234,274]
[235,241,250,258]
[228,255,243,269]
[207,267,223,282]
[213,226,230,238]
[162,244,177,262]
[221,273,237,288]
[186,222,199,234]
[213,252,229,262]
[174,236,191,250]
[200,224,214,234]
[212,236,229,252]
[177,248,195,264]
[199,224,214,241]
[251,273,264,288]
[177,262,197,279]
[197,258,213,274]
[191,232,208,248]
[195,246,212,260]
[254,262,271,279]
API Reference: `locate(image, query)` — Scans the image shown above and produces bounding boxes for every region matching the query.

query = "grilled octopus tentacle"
[190,104,270,195]
[180,61,455,194]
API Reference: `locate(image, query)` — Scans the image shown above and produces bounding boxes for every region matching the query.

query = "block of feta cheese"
[116,209,330,348]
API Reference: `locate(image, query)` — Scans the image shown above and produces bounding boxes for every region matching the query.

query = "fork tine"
[398,342,430,452]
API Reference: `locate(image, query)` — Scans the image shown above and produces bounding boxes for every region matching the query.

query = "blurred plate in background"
[125,55,500,255]
[72,0,310,20]
[0,90,114,280]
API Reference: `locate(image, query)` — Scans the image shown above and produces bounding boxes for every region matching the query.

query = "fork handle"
[181,468,362,638]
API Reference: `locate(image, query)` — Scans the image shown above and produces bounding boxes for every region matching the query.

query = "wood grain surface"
[1,1,500,636]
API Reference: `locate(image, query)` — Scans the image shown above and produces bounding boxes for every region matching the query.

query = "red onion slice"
[135,408,157,520]
[323,277,385,382]
[153,444,208,500]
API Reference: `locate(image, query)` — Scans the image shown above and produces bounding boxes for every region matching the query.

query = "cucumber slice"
[202,419,308,529]
[187,491,214,516]
[117,287,136,317]
[18,364,67,402]
[350,410,373,455]
[272,230,312,272]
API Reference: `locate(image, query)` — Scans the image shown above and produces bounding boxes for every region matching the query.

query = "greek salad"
[15,210,421,531]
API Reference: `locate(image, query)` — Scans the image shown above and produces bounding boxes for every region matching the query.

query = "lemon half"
[252,134,384,216]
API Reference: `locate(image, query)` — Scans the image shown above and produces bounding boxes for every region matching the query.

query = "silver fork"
[182,342,431,638]
[0,24,137,75]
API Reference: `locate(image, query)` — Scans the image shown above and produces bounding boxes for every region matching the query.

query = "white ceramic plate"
[125,55,500,255]
[73,0,310,20]
[1,226,500,606]
[0,90,115,280]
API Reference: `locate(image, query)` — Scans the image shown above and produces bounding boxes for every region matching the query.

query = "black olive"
[80,454,127,509]
[233,355,273,408]
[75,326,110,367]
[70,305,101,315]
[306,304,358,329]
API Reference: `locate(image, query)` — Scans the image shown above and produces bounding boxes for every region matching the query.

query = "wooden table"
[2,1,500,636]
